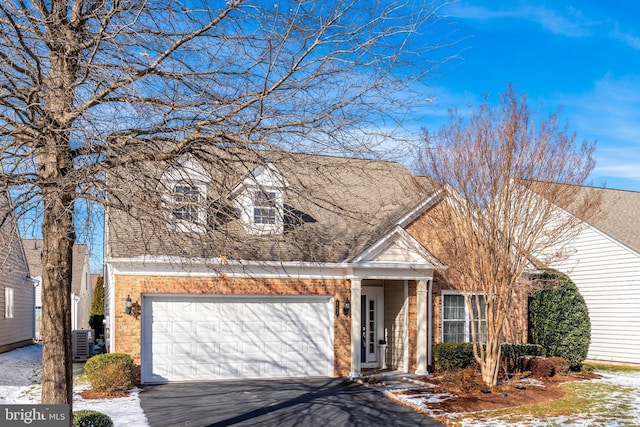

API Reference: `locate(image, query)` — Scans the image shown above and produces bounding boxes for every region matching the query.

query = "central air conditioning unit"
[72,329,95,361]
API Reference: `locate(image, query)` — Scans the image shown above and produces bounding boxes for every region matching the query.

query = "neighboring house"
[23,239,93,338]
[0,192,34,354]
[104,151,528,383]
[541,186,640,365]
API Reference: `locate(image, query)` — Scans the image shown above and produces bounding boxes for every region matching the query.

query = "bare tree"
[415,86,602,388]
[0,0,455,410]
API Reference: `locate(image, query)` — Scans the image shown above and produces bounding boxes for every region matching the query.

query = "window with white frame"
[231,164,287,235]
[442,292,486,343]
[172,184,201,222]
[5,287,14,319]
[253,190,277,225]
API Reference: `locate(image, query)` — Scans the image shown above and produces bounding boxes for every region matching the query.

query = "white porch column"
[416,279,428,375]
[427,279,433,371]
[350,278,362,378]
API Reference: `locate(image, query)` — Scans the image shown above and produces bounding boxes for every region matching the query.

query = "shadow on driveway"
[139,377,444,427]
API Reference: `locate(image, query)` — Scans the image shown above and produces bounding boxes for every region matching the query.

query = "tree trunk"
[40,191,75,412]
[480,348,501,388]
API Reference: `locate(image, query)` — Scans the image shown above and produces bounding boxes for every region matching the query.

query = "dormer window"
[230,163,288,235]
[173,184,201,222]
[253,191,277,225]
[160,154,211,233]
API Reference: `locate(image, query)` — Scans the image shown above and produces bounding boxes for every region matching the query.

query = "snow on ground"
[0,343,149,427]
[74,387,149,427]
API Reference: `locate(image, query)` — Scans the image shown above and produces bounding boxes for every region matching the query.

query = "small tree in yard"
[89,276,104,338]
[0,0,456,415]
[90,277,104,316]
[415,86,602,388]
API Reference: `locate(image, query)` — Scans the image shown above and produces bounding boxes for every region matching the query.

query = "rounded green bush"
[73,410,113,427]
[84,353,133,393]
[529,270,591,370]
[85,353,133,373]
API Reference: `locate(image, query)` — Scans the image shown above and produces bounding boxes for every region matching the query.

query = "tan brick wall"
[430,274,528,345]
[113,275,351,376]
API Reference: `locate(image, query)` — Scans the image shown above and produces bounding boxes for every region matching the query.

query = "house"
[104,150,528,383]
[0,192,35,354]
[23,239,93,339]
[541,185,640,365]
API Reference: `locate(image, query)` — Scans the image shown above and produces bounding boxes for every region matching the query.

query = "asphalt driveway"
[139,377,444,427]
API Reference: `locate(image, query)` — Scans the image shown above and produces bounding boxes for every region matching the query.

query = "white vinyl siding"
[384,281,406,370]
[0,218,35,350]
[543,224,640,364]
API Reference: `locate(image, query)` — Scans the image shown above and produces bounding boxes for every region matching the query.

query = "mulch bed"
[78,389,129,399]
[394,371,601,414]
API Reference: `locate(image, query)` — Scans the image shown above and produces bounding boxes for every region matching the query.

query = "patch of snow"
[75,388,148,427]
[385,389,455,418]
[514,377,545,388]
[0,344,42,403]
[0,344,149,427]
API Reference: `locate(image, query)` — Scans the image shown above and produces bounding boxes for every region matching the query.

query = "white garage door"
[141,295,333,383]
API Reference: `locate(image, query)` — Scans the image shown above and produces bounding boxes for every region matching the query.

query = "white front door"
[361,286,384,368]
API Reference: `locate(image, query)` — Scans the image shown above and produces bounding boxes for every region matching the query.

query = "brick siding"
[114,275,352,376]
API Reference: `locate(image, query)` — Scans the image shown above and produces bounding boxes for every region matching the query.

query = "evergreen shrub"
[529,269,591,370]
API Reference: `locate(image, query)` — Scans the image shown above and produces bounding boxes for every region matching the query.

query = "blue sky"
[412,0,640,192]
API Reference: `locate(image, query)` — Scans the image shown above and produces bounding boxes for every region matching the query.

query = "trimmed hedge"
[501,343,546,359]
[433,343,477,371]
[84,353,133,393]
[435,342,546,373]
[529,270,591,370]
[501,343,546,373]
[73,410,113,427]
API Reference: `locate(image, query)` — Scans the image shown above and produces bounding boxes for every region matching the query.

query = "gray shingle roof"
[575,186,640,253]
[22,239,43,278]
[23,239,89,293]
[107,151,434,263]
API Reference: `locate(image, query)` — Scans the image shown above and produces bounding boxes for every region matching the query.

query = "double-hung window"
[253,190,277,225]
[173,184,200,222]
[442,292,486,343]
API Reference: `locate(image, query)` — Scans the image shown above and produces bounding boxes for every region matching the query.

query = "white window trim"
[230,163,288,236]
[167,182,207,233]
[236,186,284,235]
[160,154,211,234]
[5,287,14,319]
[441,290,486,343]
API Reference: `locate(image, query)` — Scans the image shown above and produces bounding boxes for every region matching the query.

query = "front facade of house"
[0,194,35,354]
[104,151,527,383]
